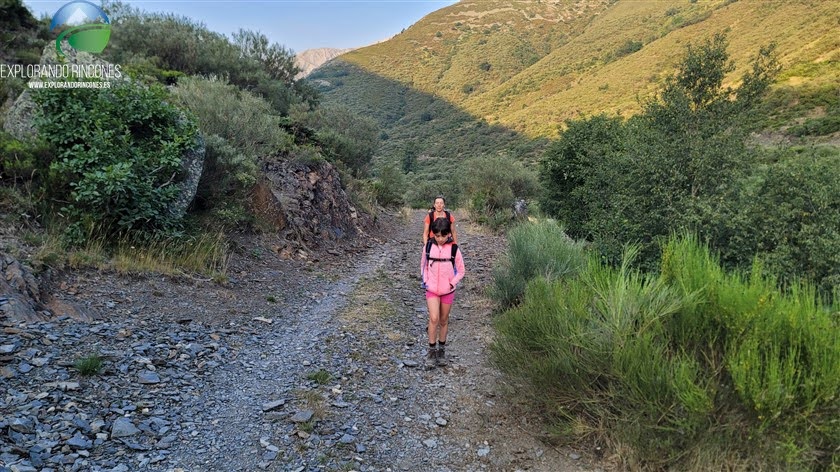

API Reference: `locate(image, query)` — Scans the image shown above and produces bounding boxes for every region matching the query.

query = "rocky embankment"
[1,211,601,472]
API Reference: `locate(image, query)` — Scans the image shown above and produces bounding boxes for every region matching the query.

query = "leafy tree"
[458,154,539,227]
[100,1,316,114]
[720,147,840,294]
[232,29,299,84]
[170,76,294,221]
[539,115,626,239]
[540,33,780,268]
[372,161,405,207]
[401,141,419,173]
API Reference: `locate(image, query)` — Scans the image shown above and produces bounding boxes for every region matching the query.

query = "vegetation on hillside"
[315,0,839,216]
[323,0,838,137]
[0,0,379,275]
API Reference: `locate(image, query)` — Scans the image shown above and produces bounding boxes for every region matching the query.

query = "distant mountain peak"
[295,47,354,78]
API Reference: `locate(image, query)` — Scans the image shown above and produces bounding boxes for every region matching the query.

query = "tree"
[539,33,780,267]
[401,141,419,173]
[539,115,625,239]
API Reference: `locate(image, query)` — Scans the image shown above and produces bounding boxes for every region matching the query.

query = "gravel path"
[1,211,600,471]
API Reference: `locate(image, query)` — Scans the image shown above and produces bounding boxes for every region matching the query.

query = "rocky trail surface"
[1,211,603,471]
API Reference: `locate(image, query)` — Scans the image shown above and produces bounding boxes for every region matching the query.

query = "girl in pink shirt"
[420,217,466,368]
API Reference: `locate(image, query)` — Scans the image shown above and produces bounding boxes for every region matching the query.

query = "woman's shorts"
[426,290,455,305]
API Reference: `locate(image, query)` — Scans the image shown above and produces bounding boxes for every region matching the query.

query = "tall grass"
[491,231,839,470]
[490,219,586,308]
[110,232,229,277]
[32,224,229,278]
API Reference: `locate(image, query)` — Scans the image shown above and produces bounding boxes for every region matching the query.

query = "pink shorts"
[426,290,455,305]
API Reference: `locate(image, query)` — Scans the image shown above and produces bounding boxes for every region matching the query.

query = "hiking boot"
[424,348,438,369]
[436,347,448,366]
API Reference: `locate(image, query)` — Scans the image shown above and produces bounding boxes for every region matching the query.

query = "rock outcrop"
[256,158,369,257]
[0,253,91,323]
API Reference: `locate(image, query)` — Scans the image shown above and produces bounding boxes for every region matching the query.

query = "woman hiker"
[422,195,457,245]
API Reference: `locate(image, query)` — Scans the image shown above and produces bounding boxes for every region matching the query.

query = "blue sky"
[23,0,458,53]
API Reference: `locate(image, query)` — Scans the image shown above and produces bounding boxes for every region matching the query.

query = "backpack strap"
[425,239,433,263]
[429,210,451,223]
[426,241,458,270]
[450,243,458,271]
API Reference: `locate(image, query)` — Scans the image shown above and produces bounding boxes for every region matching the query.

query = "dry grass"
[337,270,405,344]
[31,229,229,278]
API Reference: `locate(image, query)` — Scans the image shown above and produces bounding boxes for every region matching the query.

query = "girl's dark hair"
[430,217,451,236]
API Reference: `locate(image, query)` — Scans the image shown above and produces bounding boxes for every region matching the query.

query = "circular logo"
[50,1,111,58]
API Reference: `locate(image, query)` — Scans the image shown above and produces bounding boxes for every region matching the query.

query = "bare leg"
[426,296,441,344]
[438,302,452,343]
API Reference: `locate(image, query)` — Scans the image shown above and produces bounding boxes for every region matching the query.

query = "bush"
[540,34,780,269]
[490,220,586,308]
[539,114,626,239]
[0,132,53,183]
[102,5,315,113]
[716,147,840,295]
[31,80,198,243]
[172,76,292,159]
[403,178,454,209]
[492,232,839,470]
[457,154,539,227]
[372,162,405,207]
[292,104,379,177]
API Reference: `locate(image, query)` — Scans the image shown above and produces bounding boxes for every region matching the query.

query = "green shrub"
[490,219,586,308]
[102,5,315,113]
[172,76,292,159]
[170,76,294,224]
[0,132,53,183]
[539,114,626,239]
[540,34,780,270]
[31,80,198,243]
[403,178,454,209]
[457,154,539,227]
[493,232,839,469]
[715,147,840,295]
[74,354,103,376]
[615,39,643,57]
[661,234,839,467]
[291,104,379,177]
[372,162,405,207]
[788,114,840,137]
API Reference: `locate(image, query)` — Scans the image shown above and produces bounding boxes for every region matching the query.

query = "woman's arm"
[451,247,466,286]
[422,215,430,244]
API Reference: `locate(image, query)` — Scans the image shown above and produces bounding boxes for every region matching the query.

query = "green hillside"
[315,0,838,150]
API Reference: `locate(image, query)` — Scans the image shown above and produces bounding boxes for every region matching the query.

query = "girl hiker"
[422,196,457,245]
[420,217,465,368]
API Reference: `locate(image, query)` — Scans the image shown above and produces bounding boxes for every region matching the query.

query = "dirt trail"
[1,209,603,471]
[151,208,598,471]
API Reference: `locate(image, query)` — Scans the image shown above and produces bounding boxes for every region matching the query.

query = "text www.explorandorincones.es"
[28,81,111,89]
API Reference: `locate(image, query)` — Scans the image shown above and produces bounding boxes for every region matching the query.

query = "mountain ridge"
[314,0,839,140]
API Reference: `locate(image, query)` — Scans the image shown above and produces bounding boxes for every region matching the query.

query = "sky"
[23,0,459,54]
